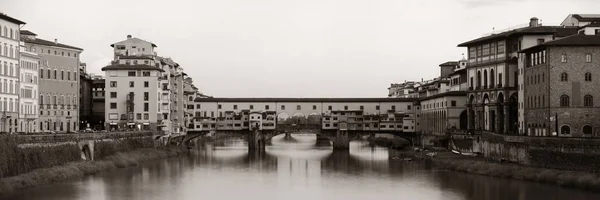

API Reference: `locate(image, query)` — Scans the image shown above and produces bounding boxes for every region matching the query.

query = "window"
[110,92,117,98]
[560,72,568,81]
[451,101,457,107]
[196,104,201,109]
[144,81,149,87]
[344,106,348,110]
[583,125,593,135]
[586,54,592,63]
[560,95,570,107]
[360,106,364,110]
[233,105,238,110]
[110,103,117,109]
[249,105,254,109]
[218,104,222,109]
[296,105,301,110]
[376,105,380,110]
[407,105,412,110]
[537,39,545,45]
[583,72,593,81]
[129,81,134,87]
[144,103,149,111]
[281,105,285,110]
[391,105,396,110]
[128,71,136,76]
[328,106,332,110]
[561,54,567,63]
[584,95,593,107]
[144,92,149,101]
[313,105,317,110]
[265,105,269,110]
[143,71,151,76]
[110,81,117,87]
[136,113,142,120]
[144,113,149,120]
[560,125,570,135]
[61,71,64,80]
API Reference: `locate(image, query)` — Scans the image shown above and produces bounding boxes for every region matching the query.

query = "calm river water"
[2,133,600,200]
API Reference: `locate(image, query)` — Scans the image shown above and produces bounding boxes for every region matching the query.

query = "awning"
[109,123,118,125]
[143,123,150,125]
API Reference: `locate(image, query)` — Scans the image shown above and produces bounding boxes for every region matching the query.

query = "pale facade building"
[19,38,40,133]
[0,13,25,133]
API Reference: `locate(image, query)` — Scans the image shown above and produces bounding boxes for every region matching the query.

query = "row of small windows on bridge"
[527,95,593,108]
[212,104,411,111]
[527,124,593,135]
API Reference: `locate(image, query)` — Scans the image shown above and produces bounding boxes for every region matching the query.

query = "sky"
[2,0,599,98]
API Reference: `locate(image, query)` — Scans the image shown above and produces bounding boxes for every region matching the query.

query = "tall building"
[90,74,105,130]
[21,30,83,133]
[457,17,577,135]
[520,24,600,137]
[19,36,40,133]
[0,13,25,133]
[79,63,93,130]
[103,35,162,131]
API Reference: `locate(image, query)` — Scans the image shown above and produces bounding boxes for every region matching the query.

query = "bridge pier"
[248,128,266,151]
[332,130,350,149]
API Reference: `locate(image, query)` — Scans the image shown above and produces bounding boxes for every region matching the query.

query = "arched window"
[584,95,593,107]
[560,95,570,107]
[188,96,193,101]
[40,95,44,104]
[585,72,592,81]
[490,69,495,86]
[477,71,482,87]
[583,125,593,135]
[560,72,568,81]
[483,70,488,88]
[561,125,571,135]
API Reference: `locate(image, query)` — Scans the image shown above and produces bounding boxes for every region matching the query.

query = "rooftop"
[20,31,83,51]
[101,64,165,72]
[0,13,25,24]
[458,26,573,47]
[439,61,458,67]
[519,34,600,53]
[20,30,36,36]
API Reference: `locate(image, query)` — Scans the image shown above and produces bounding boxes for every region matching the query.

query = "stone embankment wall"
[0,132,155,179]
[476,132,600,172]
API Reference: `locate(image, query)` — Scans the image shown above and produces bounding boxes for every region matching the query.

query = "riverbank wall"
[0,132,157,180]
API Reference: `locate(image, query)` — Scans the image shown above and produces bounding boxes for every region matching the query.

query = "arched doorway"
[459,110,468,130]
[468,95,475,130]
[508,93,519,134]
[497,93,505,134]
[483,94,490,131]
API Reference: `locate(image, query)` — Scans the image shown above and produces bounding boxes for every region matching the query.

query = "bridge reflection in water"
[5,133,600,200]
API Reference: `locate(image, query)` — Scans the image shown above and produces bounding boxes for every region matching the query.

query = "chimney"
[54,39,57,44]
[529,17,539,27]
[127,35,132,39]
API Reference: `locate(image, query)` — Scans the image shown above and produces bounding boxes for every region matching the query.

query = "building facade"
[91,75,105,130]
[0,14,25,133]
[18,38,40,133]
[520,25,600,137]
[103,35,163,131]
[21,30,83,133]
[79,63,93,130]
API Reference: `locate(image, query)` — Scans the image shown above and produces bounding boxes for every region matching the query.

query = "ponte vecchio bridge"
[177,98,420,150]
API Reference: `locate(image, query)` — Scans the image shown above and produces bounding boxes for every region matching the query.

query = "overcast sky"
[2,0,598,97]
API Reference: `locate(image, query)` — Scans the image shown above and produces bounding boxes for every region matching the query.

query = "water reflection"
[2,133,600,200]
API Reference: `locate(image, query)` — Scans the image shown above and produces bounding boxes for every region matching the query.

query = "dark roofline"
[457,26,559,47]
[519,34,600,53]
[439,61,458,67]
[194,97,418,103]
[116,55,154,60]
[24,38,83,51]
[0,13,26,25]
[572,14,600,22]
[419,91,467,101]
[101,64,165,72]
[19,30,36,36]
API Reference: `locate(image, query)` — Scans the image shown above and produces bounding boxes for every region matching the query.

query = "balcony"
[46,104,51,109]
[60,105,64,109]
[67,105,71,110]
[53,105,57,109]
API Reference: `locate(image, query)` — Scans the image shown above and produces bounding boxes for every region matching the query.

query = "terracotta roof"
[20,30,37,36]
[439,61,458,67]
[458,26,566,47]
[21,37,83,51]
[519,35,600,53]
[194,97,418,103]
[0,13,25,24]
[101,64,165,72]
[554,27,579,37]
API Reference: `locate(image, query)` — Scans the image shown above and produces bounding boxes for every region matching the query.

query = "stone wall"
[477,132,600,172]
[0,132,155,179]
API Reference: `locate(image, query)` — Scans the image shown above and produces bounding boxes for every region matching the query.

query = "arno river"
[2,133,599,200]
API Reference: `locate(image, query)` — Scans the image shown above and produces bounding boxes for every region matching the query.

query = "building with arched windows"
[520,23,600,137]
